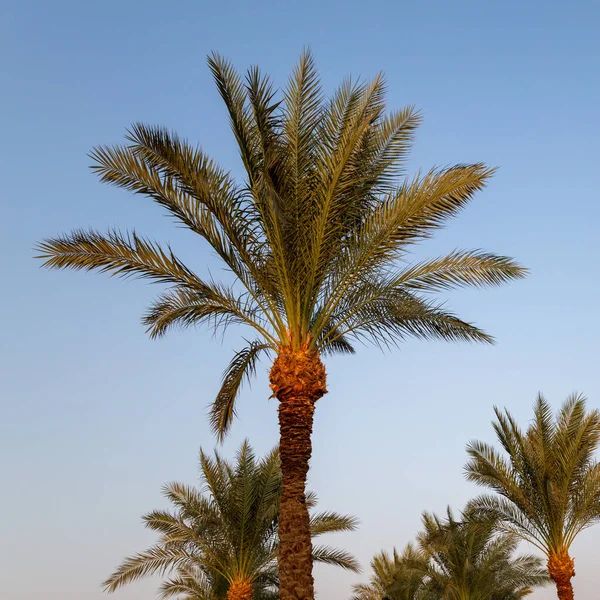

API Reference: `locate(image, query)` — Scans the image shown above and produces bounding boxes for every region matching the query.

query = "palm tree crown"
[104,441,358,600]
[417,507,548,600]
[353,507,548,600]
[37,50,526,439]
[351,545,426,600]
[465,393,600,600]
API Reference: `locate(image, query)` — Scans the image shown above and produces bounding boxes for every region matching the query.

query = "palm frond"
[89,141,255,280]
[209,342,272,441]
[323,288,493,351]
[207,52,260,178]
[395,249,527,292]
[37,229,201,287]
[309,511,359,536]
[103,545,194,592]
[142,285,274,342]
[311,545,361,572]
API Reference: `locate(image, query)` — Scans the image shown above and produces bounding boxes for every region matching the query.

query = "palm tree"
[104,441,358,600]
[353,508,548,600]
[417,508,548,600]
[465,394,600,600]
[351,545,426,600]
[36,50,527,600]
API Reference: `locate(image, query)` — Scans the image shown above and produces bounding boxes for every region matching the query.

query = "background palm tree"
[37,50,527,600]
[353,508,548,600]
[351,545,426,600]
[104,441,358,600]
[465,394,600,600]
[417,507,548,600]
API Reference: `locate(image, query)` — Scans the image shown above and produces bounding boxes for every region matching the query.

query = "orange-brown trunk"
[548,552,575,600]
[269,340,327,600]
[227,577,253,600]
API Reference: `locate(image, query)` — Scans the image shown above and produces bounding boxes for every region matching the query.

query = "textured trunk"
[548,552,575,600]
[269,340,327,600]
[227,577,253,600]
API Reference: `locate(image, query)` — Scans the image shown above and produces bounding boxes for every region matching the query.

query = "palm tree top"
[104,440,358,599]
[466,392,600,555]
[36,49,527,439]
[354,505,548,600]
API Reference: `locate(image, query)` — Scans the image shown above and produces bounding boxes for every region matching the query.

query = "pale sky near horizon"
[2,1,599,599]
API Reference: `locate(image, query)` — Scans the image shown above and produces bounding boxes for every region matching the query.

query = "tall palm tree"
[104,441,358,600]
[353,508,548,600]
[465,394,600,600]
[36,50,527,600]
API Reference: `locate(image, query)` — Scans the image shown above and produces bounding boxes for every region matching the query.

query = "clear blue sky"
[2,1,599,598]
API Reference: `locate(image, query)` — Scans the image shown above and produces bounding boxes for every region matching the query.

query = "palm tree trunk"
[227,577,253,600]
[547,552,575,600]
[269,341,327,600]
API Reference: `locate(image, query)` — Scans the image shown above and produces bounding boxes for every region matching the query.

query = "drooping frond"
[142,285,274,342]
[209,342,272,441]
[311,545,361,572]
[320,286,494,352]
[158,566,219,600]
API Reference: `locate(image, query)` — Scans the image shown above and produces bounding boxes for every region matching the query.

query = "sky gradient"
[2,1,599,598]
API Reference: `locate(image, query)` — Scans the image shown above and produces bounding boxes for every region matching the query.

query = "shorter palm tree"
[351,545,425,600]
[465,393,600,600]
[417,508,548,600]
[353,507,548,600]
[104,441,358,600]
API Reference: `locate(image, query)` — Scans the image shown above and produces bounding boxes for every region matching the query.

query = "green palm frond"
[395,249,528,292]
[158,569,218,600]
[209,342,272,441]
[311,545,361,572]
[142,509,198,542]
[142,286,273,341]
[37,229,200,286]
[465,495,548,552]
[322,287,493,351]
[103,545,195,592]
[309,511,359,537]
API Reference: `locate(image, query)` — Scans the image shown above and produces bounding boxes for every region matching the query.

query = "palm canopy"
[417,507,548,600]
[351,545,426,600]
[465,394,600,556]
[103,441,358,600]
[36,50,526,440]
[353,508,548,600]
